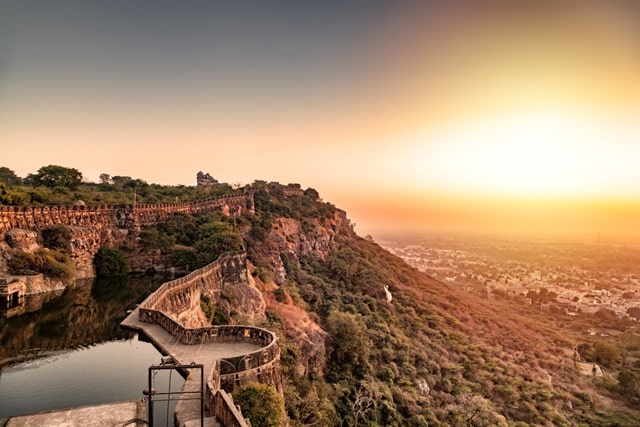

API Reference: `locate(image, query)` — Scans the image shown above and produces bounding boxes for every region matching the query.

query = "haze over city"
[2,1,639,238]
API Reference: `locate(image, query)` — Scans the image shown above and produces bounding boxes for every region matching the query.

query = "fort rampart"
[135,251,281,426]
[0,194,255,277]
[0,193,254,235]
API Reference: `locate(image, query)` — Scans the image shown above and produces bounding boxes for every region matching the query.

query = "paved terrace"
[122,308,261,426]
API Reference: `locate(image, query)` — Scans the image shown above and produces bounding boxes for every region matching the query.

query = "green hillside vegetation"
[246,189,640,426]
[0,165,237,206]
[2,166,640,425]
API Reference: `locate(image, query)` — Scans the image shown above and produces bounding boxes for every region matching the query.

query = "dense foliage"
[245,189,640,426]
[7,249,75,281]
[0,167,22,186]
[139,211,244,271]
[233,382,286,427]
[0,165,238,206]
[27,165,83,189]
[41,225,73,253]
[93,247,130,277]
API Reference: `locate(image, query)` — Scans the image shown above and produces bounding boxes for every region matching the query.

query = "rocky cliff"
[242,208,353,378]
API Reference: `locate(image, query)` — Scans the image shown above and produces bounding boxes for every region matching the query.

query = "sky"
[2,0,640,239]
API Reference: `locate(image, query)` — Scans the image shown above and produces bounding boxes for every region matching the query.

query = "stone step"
[182,416,222,427]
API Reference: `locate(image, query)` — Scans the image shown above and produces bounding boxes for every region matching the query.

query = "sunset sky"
[2,1,639,239]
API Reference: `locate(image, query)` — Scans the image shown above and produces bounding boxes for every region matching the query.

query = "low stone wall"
[138,308,280,384]
[208,389,251,427]
[0,274,64,297]
[137,250,281,426]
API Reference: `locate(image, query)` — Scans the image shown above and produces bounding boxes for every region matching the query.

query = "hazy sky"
[2,1,640,239]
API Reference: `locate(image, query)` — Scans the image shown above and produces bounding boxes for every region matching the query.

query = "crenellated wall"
[0,193,254,235]
[0,205,121,234]
[139,251,248,317]
[137,251,281,394]
[134,251,281,426]
[0,194,255,278]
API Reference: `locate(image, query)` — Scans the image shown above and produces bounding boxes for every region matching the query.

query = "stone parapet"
[208,389,251,427]
[0,194,255,235]
[137,251,281,394]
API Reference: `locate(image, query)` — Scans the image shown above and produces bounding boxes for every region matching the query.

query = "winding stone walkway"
[121,308,260,426]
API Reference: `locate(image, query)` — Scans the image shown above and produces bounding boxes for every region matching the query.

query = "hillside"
[239,186,640,426]
[1,171,639,426]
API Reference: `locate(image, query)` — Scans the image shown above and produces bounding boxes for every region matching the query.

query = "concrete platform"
[121,308,260,425]
[4,400,145,427]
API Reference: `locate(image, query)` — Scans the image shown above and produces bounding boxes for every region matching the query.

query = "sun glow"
[402,110,638,198]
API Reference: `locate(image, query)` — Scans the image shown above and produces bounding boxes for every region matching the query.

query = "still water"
[0,275,184,425]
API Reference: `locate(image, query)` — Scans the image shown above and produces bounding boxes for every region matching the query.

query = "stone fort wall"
[0,193,254,236]
[0,194,254,277]
[137,251,282,395]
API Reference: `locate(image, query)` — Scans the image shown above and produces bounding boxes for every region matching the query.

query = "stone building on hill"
[197,171,219,187]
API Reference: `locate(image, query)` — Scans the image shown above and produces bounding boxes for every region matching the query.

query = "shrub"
[274,286,288,303]
[41,250,75,280]
[233,382,286,427]
[200,294,229,325]
[253,267,272,283]
[139,228,174,253]
[94,247,130,277]
[7,249,74,280]
[170,248,199,270]
[7,251,41,274]
[42,225,72,253]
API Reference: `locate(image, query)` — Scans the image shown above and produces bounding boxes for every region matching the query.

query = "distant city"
[378,233,640,321]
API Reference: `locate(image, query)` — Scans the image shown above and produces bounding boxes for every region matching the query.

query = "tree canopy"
[233,383,286,427]
[30,165,83,189]
[0,166,22,185]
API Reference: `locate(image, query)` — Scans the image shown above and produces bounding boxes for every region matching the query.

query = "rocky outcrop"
[4,229,39,252]
[241,210,354,375]
[250,210,351,284]
[68,226,131,278]
[221,275,267,325]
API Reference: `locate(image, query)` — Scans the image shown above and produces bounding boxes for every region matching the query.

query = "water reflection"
[0,275,166,364]
[0,274,183,425]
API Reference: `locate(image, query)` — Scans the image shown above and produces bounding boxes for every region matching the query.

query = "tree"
[444,393,508,427]
[42,225,72,253]
[111,175,132,187]
[618,369,640,402]
[0,167,22,185]
[352,387,375,427]
[233,383,285,427]
[31,165,82,189]
[99,173,112,184]
[592,341,620,368]
[94,247,130,277]
[303,187,320,200]
[325,311,371,379]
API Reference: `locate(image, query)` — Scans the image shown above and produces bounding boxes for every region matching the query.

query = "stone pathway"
[121,308,259,426]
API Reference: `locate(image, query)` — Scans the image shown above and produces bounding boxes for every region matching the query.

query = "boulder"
[5,229,40,252]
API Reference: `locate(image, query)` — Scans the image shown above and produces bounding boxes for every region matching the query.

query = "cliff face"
[247,210,351,284]
[243,209,352,378]
[69,226,131,278]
